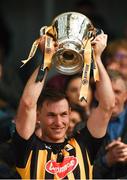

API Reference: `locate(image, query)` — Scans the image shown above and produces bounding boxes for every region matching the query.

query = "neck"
[40,135,65,143]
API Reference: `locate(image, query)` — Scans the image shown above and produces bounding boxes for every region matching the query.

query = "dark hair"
[108,69,124,80]
[37,87,70,108]
[46,74,67,91]
[102,39,127,67]
[107,69,127,89]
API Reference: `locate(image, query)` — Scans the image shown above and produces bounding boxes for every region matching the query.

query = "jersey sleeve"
[12,129,35,167]
[74,126,106,164]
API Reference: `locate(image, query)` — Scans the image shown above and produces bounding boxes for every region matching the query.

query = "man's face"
[111,78,127,117]
[114,48,127,80]
[37,99,70,143]
[66,77,92,107]
[119,59,127,81]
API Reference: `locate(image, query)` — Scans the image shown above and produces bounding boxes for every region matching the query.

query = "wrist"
[94,56,101,62]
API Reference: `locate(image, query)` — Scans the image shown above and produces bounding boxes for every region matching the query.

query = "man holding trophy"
[13,12,115,179]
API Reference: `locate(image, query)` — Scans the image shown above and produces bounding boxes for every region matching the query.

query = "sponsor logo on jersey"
[45,156,78,178]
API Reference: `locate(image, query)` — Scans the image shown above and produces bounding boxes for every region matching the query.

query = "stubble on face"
[39,99,70,143]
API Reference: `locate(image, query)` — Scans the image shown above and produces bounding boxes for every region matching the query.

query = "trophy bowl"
[50,12,95,75]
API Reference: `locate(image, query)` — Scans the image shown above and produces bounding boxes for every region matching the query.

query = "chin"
[51,137,65,143]
[44,136,63,143]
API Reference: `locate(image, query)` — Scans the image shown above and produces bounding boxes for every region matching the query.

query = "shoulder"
[13,129,36,149]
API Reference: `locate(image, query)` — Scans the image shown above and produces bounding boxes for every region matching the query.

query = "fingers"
[115,149,127,162]
[106,139,122,150]
[91,34,107,46]
[106,145,127,164]
[39,35,46,50]
[117,137,122,141]
[114,146,127,155]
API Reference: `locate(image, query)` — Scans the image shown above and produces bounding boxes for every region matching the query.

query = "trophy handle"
[35,40,46,82]
[40,26,47,36]
[89,28,103,40]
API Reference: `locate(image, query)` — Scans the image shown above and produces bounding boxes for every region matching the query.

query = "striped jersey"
[13,126,104,179]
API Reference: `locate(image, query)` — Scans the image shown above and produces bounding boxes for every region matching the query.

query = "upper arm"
[87,105,112,138]
[16,99,37,140]
[15,67,48,140]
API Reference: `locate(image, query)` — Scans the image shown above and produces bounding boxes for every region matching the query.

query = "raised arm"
[16,67,48,140]
[87,34,115,138]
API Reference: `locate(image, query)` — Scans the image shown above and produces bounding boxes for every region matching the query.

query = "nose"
[54,115,62,126]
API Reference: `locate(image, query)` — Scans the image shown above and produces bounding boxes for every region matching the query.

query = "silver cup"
[40,12,96,75]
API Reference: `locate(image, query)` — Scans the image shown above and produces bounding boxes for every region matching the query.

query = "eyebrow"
[47,111,69,116]
[47,112,56,116]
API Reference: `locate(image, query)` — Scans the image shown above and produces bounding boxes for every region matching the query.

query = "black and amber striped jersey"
[13,126,104,179]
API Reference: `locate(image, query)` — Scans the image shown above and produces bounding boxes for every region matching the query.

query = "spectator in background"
[65,73,93,117]
[46,73,67,92]
[93,69,127,179]
[66,103,87,138]
[102,39,127,85]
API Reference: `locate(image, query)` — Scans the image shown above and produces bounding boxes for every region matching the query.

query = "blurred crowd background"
[1,0,127,71]
[1,0,127,105]
[0,0,127,178]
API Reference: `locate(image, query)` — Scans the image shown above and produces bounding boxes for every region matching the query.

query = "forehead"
[111,78,126,91]
[115,48,127,60]
[42,99,69,111]
[67,77,81,88]
[117,48,127,53]
[70,110,81,119]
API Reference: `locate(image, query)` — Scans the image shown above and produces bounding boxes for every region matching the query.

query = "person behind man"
[66,103,87,138]
[93,69,127,179]
[102,39,127,85]
[13,33,115,179]
[65,73,93,117]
